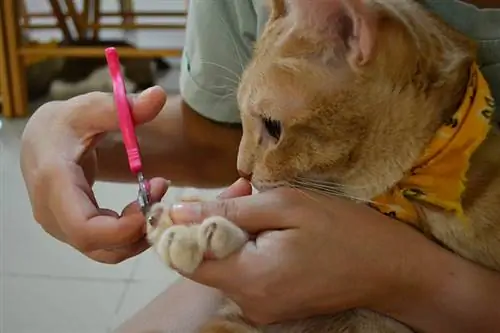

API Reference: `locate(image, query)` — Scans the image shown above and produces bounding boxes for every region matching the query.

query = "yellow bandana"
[371,63,495,226]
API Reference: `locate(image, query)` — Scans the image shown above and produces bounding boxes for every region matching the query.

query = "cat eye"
[263,117,282,140]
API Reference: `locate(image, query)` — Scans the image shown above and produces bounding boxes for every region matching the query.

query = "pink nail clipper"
[105,47,151,216]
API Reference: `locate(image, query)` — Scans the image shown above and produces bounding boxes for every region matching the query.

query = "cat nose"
[238,170,253,181]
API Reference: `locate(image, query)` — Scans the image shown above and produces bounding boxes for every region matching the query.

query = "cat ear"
[288,0,377,66]
[268,0,287,21]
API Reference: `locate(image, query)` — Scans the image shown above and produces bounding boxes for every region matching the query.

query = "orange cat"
[146,0,500,332]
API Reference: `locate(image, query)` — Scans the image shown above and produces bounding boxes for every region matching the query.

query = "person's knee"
[113,279,224,333]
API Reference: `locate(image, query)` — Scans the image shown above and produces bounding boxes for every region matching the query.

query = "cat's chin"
[250,183,261,194]
[250,181,288,193]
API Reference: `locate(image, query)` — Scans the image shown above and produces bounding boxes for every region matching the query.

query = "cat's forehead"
[239,71,310,121]
[239,58,351,122]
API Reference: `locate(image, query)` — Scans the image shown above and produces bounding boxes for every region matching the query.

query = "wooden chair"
[84,0,186,37]
[85,0,135,38]
[77,0,135,40]
[1,0,26,118]
[0,3,13,117]
[18,0,132,41]
[1,0,186,118]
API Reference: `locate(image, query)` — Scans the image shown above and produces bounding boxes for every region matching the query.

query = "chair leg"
[64,0,86,39]
[80,0,93,38]
[0,2,13,118]
[47,0,73,41]
[120,0,134,31]
[19,0,29,28]
[2,0,27,117]
[92,0,101,40]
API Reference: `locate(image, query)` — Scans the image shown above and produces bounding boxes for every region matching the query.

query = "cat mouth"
[251,180,289,193]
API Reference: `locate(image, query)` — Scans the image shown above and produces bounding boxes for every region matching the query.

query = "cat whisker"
[210,74,240,87]
[288,184,328,206]
[292,179,352,196]
[211,91,238,115]
[292,179,344,192]
[220,76,241,86]
[304,187,377,205]
[294,176,367,190]
[216,13,249,73]
[209,84,238,92]
[198,61,242,81]
[216,91,236,100]
[291,181,379,206]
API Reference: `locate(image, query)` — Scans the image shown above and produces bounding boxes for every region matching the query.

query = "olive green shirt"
[180,0,500,124]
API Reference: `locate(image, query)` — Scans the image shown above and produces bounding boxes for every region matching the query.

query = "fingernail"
[217,177,253,199]
[170,203,201,223]
[141,85,162,96]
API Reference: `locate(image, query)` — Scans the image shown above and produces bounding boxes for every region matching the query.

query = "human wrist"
[431,254,500,331]
[463,0,500,8]
[372,238,454,331]
[94,95,240,186]
[373,233,500,332]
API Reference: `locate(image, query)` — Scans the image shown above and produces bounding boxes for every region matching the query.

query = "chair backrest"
[21,1,186,44]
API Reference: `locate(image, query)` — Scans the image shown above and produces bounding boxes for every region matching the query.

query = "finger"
[99,208,120,218]
[189,229,296,290]
[86,177,170,250]
[68,86,167,135]
[120,177,171,216]
[58,172,168,253]
[85,238,150,264]
[187,241,260,289]
[170,188,299,233]
[170,178,252,227]
[217,178,253,199]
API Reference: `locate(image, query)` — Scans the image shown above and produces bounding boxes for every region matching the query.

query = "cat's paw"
[145,202,172,245]
[146,204,248,274]
[198,216,248,259]
[154,224,203,274]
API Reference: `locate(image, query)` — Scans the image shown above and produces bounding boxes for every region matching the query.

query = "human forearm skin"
[378,239,500,332]
[463,0,500,8]
[95,95,242,188]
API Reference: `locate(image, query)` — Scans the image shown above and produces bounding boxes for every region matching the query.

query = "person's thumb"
[68,85,167,135]
[170,187,295,234]
[216,178,253,199]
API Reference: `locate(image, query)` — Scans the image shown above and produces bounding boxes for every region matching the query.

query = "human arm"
[464,0,500,7]
[95,0,258,187]
[380,243,500,332]
[20,0,257,263]
[114,183,252,333]
[115,279,223,333]
[20,87,241,263]
[95,94,241,187]
[168,182,500,333]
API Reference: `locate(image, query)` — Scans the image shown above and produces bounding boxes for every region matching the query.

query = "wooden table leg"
[2,0,27,117]
[0,2,13,118]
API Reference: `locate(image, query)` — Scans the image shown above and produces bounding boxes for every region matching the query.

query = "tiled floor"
[0,67,223,332]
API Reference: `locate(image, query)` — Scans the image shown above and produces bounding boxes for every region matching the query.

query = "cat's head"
[237,0,476,197]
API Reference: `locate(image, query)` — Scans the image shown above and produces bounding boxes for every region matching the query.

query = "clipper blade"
[137,172,151,216]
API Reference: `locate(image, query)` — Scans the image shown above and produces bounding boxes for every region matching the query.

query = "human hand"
[21,87,169,264]
[167,180,452,325]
